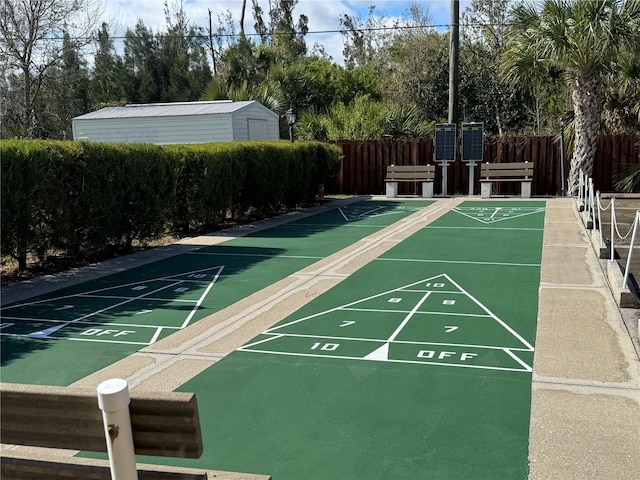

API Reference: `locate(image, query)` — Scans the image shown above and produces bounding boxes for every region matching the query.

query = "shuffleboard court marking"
[375,258,541,267]
[181,265,223,328]
[426,226,543,231]
[188,251,323,260]
[238,273,534,372]
[453,206,545,224]
[0,265,224,344]
[337,203,424,222]
[276,223,389,229]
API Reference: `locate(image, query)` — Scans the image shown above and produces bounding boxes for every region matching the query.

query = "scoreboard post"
[434,123,457,196]
[461,122,484,196]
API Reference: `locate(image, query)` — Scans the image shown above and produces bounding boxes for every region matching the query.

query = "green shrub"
[0,139,341,270]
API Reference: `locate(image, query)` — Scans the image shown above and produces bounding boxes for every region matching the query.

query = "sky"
[99,0,472,65]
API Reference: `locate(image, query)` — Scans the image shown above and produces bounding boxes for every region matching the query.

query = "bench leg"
[521,181,531,198]
[386,181,398,198]
[421,181,433,198]
[481,182,492,199]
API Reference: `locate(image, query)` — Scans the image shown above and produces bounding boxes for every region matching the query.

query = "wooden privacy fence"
[335,135,639,196]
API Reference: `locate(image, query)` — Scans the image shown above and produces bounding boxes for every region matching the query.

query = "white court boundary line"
[0,200,433,345]
[337,204,419,222]
[2,265,224,310]
[237,348,531,373]
[426,226,544,231]
[188,251,323,260]
[375,258,541,268]
[242,333,533,352]
[453,206,545,224]
[0,265,224,344]
[239,273,535,372]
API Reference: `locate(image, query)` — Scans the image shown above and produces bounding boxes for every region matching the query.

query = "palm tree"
[501,0,640,194]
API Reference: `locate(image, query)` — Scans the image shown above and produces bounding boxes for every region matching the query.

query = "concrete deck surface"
[1,196,638,479]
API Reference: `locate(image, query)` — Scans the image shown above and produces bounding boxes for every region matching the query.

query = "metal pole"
[560,124,566,196]
[622,211,639,290]
[596,191,604,248]
[587,177,596,229]
[442,164,448,197]
[611,198,616,262]
[97,378,138,480]
[578,170,584,209]
[468,164,475,196]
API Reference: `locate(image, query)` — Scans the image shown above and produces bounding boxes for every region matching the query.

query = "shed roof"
[74,100,277,120]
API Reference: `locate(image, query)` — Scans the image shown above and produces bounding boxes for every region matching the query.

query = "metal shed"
[72,100,280,144]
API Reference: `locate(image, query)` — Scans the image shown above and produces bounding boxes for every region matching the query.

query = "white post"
[97,378,138,480]
[596,191,604,248]
[442,164,449,197]
[622,211,639,290]
[611,198,616,262]
[587,178,595,228]
[578,170,584,208]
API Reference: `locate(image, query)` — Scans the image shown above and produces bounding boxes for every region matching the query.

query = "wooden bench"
[385,164,436,198]
[480,162,533,198]
[0,382,267,480]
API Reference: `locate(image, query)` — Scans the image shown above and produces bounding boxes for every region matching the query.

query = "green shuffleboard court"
[157,200,546,479]
[1,199,430,385]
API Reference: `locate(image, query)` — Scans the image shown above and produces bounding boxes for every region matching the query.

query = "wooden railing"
[335,135,639,196]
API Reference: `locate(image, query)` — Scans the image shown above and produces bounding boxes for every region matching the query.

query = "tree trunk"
[17,249,28,271]
[567,74,601,195]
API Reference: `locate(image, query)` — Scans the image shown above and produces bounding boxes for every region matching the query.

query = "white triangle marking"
[26,324,66,338]
[453,207,544,224]
[364,343,389,360]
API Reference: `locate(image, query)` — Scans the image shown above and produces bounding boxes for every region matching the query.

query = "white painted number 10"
[310,342,340,351]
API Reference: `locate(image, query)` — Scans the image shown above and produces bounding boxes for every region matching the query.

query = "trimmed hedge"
[1,140,341,269]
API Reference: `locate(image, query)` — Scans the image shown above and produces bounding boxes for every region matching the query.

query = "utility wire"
[31,22,511,42]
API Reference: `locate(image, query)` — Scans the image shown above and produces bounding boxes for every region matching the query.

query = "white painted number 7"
[444,325,458,333]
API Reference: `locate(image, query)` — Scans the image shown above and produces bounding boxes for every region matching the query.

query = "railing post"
[611,198,616,262]
[596,191,604,248]
[622,211,639,291]
[97,378,138,480]
[586,178,595,229]
[578,170,585,210]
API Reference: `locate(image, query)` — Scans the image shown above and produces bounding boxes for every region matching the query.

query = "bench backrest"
[480,162,533,180]
[386,164,435,181]
[0,382,203,459]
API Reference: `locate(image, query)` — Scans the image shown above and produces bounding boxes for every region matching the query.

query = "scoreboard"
[435,123,456,164]
[462,123,484,164]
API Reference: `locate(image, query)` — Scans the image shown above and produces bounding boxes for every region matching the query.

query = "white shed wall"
[231,103,280,141]
[72,114,234,144]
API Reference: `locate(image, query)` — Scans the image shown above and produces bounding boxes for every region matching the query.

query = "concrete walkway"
[528,198,639,480]
[2,196,638,479]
